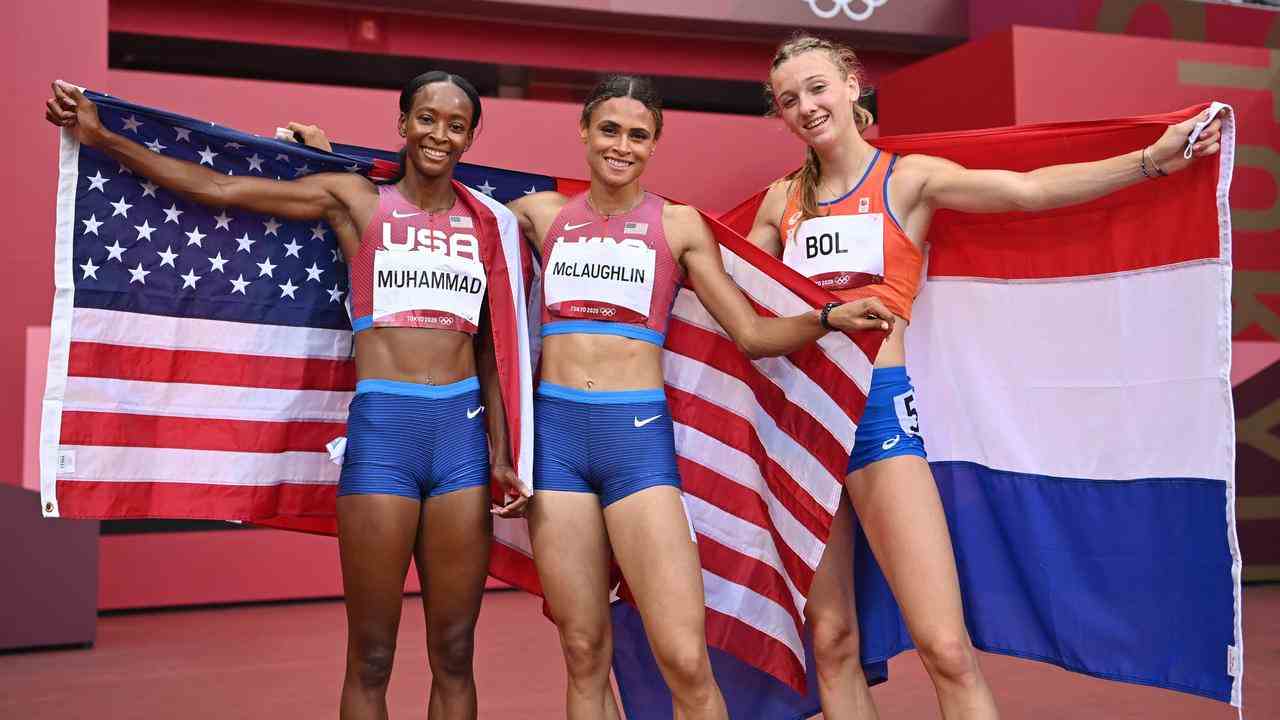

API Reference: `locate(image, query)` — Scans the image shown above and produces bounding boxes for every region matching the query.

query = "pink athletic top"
[540,192,683,346]
[350,184,486,334]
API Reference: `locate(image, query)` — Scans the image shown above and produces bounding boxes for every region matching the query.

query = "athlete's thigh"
[604,486,706,640]
[528,490,614,629]
[805,493,857,625]
[338,494,424,638]
[414,485,492,628]
[843,455,965,641]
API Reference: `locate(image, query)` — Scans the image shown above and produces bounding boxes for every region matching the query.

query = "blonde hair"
[765,35,875,222]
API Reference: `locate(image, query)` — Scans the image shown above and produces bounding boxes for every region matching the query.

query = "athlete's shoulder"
[662,202,709,231]
[893,153,961,180]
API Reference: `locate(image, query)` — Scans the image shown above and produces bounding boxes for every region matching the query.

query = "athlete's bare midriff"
[540,334,665,391]
[354,327,477,384]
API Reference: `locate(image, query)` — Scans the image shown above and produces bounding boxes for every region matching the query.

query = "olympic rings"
[803,0,889,22]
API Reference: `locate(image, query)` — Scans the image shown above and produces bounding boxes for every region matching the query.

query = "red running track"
[1,586,1276,718]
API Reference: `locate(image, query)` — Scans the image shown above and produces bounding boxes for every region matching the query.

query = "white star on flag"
[82,214,103,236]
[246,154,264,172]
[139,180,159,198]
[86,171,109,192]
[263,217,282,236]
[275,153,290,162]
[117,163,133,175]
[79,257,99,280]
[175,127,192,142]
[283,238,302,258]
[110,196,133,218]
[256,257,277,278]
[144,138,167,153]
[121,115,142,133]
[128,262,150,284]
[213,211,233,231]
[304,263,323,282]
[345,163,361,172]
[331,248,340,262]
[208,252,229,273]
[327,284,344,303]
[225,142,244,150]
[477,179,496,196]
[279,278,299,299]
[229,274,250,295]
[184,226,207,247]
[295,163,312,176]
[155,246,178,268]
[162,204,184,224]
[104,240,126,262]
[524,185,539,195]
[134,220,157,241]
[310,223,327,241]
[180,268,202,289]
[197,146,219,166]
[235,233,255,253]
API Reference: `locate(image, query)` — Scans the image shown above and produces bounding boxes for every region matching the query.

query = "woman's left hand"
[491,464,531,519]
[1148,106,1228,175]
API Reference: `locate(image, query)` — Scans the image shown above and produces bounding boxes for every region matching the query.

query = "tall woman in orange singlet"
[747,36,1224,720]
[47,73,529,720]
[507,75,895,720]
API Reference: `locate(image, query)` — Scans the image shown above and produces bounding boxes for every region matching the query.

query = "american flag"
[43,92,879,703]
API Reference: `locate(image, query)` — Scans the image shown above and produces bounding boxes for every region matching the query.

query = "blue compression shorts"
[846,365,927,474]
[533,382,681,507]
[338,377,490,501]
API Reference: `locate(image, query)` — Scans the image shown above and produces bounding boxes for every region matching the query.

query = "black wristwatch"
[819,301,843,331]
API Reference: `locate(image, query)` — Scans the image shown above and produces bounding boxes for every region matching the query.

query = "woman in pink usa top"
[505,75,896,720]
[747,35,1226,720]
[47,73,530,720]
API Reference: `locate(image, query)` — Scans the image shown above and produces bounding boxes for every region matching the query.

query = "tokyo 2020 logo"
[803,0,888,22]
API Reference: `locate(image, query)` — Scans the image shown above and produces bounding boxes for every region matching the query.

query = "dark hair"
[580,75,664,139]
[384,71,483,184]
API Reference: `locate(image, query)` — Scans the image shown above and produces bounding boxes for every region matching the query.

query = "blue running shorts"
[846,365,927,474]
[338,377,490,501]
[534,382,681,507]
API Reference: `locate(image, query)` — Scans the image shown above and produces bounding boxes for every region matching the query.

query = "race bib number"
[893,389,921,437]
[543,241,656,322]
[372,249,487,330]
[783,213,884,291]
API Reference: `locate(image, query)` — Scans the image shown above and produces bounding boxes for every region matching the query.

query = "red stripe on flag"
[666,324,850,479]
[679,458,816,598]
[54,479,337,521]
[488,540,544,596]
[704,607,807,694]
[668,386,834,541]
[60,411,346,453]
[696,531,804,632]
[68,342,356,391]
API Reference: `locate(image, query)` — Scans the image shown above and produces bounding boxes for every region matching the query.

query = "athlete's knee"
[427,621,477,683]
[348,639,397,690]
[652,635,714,696]
[916,633,980,685]
[559,624,612,681]
[809,611,862,681]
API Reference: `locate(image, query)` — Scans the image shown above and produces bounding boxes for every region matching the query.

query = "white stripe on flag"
[674,423,824,570]
[59,445,339,486]
[683,493,805,614]
[71,307,354,359]
[666,353,844,514]
[63,376,353,423]
[702,570,805,665]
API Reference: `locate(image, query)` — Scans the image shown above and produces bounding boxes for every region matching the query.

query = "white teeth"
[422,147,447,160]
[606,158,632,169]
[804,115,828,130]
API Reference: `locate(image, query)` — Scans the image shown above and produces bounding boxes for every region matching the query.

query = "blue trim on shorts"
[846,365,926,474]
[356,376,480,399]
[351,315,373,332]
[537,381,666,404]
[541,320,665,346]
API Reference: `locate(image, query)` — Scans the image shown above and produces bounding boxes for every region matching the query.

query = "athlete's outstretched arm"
[45,81,365,224]
[671,205,891,359]
[899,107,1226,216]
[475,303,530,518]
[744,181,789,258]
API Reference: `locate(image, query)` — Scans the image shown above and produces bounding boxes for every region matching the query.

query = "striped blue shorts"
[533,382,681,507]
[338,377,490,501]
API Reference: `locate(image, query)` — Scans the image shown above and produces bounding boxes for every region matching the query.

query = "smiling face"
[769,49,861,149]
[398,81,476,179]
[580,97,657,189]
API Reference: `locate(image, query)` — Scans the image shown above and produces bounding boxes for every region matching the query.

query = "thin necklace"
[819,149,876,201]
[586,189,645,219]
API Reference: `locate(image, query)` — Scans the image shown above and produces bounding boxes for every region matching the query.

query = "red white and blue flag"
[43,93,1241,715]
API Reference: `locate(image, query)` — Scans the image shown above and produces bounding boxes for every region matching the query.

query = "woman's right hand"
[286,122,333,152]
[45,80,106,147]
